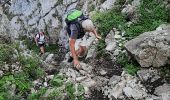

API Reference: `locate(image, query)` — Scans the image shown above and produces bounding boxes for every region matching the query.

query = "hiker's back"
[65,9,88,39]
[35,32,45,44]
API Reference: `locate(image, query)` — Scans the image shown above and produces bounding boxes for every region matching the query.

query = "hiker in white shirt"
[35,29,48,56]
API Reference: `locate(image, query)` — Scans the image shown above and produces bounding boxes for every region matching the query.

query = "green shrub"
[0,75,15,99]
[117,53,139,76]
[50,75,64,87]
[0,44,15,65]
[123,64,139,76]
[14,72,31,95]
[27,87,47,100]
[19,55,44,79]
[92,10,125,37]
[0,73,31,99]
[124,0,169,37]
[161,65,170,82]
[66,82,76,100]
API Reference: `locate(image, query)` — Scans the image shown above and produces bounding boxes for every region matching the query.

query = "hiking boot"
[67,56,73,62]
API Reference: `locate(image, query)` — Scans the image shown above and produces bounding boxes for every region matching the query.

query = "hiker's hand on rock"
[73,59,81,69]
[96,35,102,39]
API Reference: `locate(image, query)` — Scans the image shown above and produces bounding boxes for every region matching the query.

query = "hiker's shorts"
[75,32,96,51]
[38,43,45,47]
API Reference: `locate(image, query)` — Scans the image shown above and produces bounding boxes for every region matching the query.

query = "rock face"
[125,24,170,67]
[1,0,121,43]
[0,7,11,43]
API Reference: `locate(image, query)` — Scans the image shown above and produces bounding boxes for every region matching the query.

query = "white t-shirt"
[36,34,45,44]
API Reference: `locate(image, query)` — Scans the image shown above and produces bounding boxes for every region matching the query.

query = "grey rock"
[99,69,107,75]
[137,69,160,82]
[105,30,117,51]
[46,75,54,80]
[125,24,170,67]
[109,75,121,86]
[0,70,4,77]
[123,86,147,100]
[81,78,96,88]
[76,76,87,82]
[45,54,54,63]
[100,0,116,11]
[154,84,170,100]
[132,0,141,7]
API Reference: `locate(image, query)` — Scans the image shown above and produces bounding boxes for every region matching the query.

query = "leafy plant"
[19,55,44,80]
[27,87,47,100]
[92,9,125,37]
[160,64,170,83]
[117,53,139,76]
[0,44,15,64]
[14,72,31,94]
[124,0,169,37]
[50,75,64,87]
[123,63,139,76]
[66,82,76,100]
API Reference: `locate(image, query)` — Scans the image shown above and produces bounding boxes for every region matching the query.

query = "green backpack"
[66,10,82,21]
[65,9,88,39]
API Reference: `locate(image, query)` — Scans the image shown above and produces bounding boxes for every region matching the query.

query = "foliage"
[27,87,47,100]
[47,87,65,100]
[160,64,170,83]
[117,53,139,76]
[19,55,44,80]
[0,75,15,99]
[92,9,125,37]
[47,75,84,100]
[0,73,31,99]
[66,82,76,100]
[96,39,106,58]
[50,75,64,87]
[0,44,15,65]
[123,63,139,76]
[124,0,169,37]
[14,72,31,94]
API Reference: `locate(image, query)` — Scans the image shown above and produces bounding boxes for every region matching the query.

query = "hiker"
[65,9,101,69]
[34,29,48,56]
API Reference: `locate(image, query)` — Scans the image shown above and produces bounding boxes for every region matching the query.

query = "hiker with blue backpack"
[34,29,49,56]
[65,9,101,70]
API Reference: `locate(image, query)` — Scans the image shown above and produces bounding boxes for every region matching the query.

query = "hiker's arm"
[91,28,101,39]
[45,35,49,42]
[69,38,80,67]
[69,38,78,60]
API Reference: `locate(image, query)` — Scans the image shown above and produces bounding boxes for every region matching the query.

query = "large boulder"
[154,84,170,100]
[125,24,170,67]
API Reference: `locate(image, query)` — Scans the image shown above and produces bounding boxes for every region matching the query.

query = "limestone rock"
[154,84,170,100]
[125,24,170,67]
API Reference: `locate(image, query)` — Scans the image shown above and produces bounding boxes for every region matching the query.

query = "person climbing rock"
[65,9,101,70]
[34,29,49,56]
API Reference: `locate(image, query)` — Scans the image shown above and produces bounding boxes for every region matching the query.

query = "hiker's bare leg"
[76,46,86,57]
[70,46,86,57]
[40,46,45,54]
